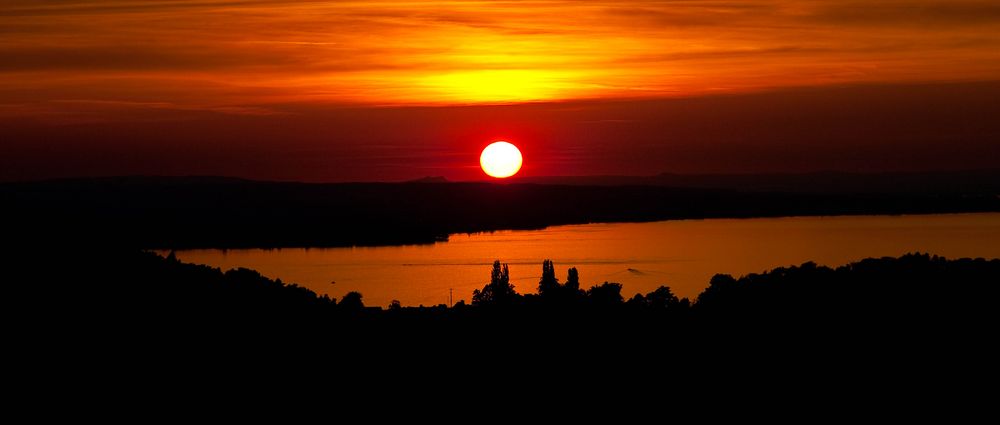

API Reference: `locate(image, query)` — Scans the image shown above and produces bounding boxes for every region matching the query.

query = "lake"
[167,213,1000,307]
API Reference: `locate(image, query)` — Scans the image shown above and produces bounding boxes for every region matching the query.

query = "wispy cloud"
[2,0,999,116]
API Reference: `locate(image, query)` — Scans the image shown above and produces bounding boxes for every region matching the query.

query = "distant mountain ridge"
[408,176,449,183]
[4,173,999,249]
[15,170,999,194]
[514,169,1000,194]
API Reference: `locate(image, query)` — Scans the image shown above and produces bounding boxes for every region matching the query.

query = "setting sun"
[480,141,523,179]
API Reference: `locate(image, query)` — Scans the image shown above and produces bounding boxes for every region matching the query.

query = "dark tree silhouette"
[565,267,580,292]
[587,282,624,307]
[339,291,365,310]
[695,274,739,312]
[472,260,519,306]
[538,259,560,297]
[645,286,680,309]
[628,285,688,311]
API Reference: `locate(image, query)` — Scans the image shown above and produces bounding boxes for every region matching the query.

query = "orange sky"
[4,1,1000,111]
[2,1,1000,180]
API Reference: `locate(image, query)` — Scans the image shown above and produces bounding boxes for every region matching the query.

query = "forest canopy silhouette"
[18,250,997,332]
[9,246,998,389]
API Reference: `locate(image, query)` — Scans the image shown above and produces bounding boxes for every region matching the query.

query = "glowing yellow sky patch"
[416,69,595,103]
[2,0,1000,113]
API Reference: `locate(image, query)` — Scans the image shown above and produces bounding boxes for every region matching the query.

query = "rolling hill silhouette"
[3,173,998,249]
[516,169,1000,193]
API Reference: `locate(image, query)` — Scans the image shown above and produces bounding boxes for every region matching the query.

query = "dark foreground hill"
[3,175,999,248]
[8,249,998,400]
[12,249,997,341]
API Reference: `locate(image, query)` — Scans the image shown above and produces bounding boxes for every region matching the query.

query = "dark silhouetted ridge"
[407,175,449,183]
[8,249,998,390]
[3,176,998,249]
[517,169,1000,194]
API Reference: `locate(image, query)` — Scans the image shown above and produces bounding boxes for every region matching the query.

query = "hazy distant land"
[3,170,999,249]
[514,169,1000,194]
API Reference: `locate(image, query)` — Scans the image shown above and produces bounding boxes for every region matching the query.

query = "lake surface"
[169,213,1000,307]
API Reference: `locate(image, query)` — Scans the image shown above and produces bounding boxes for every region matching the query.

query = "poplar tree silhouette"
[472,260,519,305]
[565,267,580,292]
[538,259,560,297]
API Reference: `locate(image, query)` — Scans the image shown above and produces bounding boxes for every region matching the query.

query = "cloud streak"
[1,0,999,114]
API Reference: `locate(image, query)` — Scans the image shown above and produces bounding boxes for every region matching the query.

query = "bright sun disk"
[480,141,523,178]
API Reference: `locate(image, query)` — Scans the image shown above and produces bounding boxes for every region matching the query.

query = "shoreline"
[4,177,998,250]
